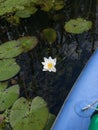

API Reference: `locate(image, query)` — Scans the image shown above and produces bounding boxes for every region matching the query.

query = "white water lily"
[42,57,57,72]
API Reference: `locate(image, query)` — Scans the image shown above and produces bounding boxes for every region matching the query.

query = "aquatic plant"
[0,84,19,111]
[0,36,38,81]
[0,0,65,24]
[42,57,57,72]
[32,0,65,12]
[0,59,20,81]
[64,18,92,34]
[0,40,23,59]
[15,6,37,18]
[18,36,38,52]
[0,0,34,16]
[10,96,49,130]
[0,95,55,130]
[0,36,38,59]
[42,28,57,44]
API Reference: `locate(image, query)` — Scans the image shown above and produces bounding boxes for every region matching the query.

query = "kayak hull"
[51,49,98,130]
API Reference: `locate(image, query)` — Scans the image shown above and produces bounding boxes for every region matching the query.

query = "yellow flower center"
[47,63,53,69]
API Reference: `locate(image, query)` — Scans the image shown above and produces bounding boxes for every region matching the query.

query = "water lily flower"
[42,57,57,72]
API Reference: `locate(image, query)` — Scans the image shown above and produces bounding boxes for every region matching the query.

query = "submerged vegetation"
[0,0,64,24]
[0,83,55,130]
[0,0,96,130]
[0,36,38,81]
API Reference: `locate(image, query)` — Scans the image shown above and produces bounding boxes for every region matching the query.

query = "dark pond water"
[0,0,97,115]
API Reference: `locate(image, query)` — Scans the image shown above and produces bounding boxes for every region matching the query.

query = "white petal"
[42,68,47,71]
[43,64,48,69]
[48,69,52,72]
[41,62,46,65]
[44,57,48,62]
[51,67,56,72]
[49,56,52,60]
[54,58,57,63]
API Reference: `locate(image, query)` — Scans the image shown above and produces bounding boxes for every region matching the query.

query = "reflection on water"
[0,0,97,115]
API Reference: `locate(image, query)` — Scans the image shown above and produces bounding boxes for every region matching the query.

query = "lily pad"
[15,7,37,18]
[18,36,38,52]
[9,97,30,127]
[0,59,20,81]
[53,0,65,10]
[64,18,92,34]
[10,96,49,130]
[42,28,57,44]
[30,96,49,129]
[0,40,23,59]
[32,0,53,11]
[0,0,30,16]
[0,85,19,111]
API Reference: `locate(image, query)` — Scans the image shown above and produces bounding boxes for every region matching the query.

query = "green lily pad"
[64,18,92,34]
[18,36,38,52]
[32,0,53,11]
[0,40,23,59]
[53,0,65,10]
[10,96,49,130]
[40,0,53,12]
[0,59,20,81]
[30,96,49,129]
[15,7,37,18]
[0,0,30,16]
[10,97,30,127]
[0,85,19,111]
[42,28,57,44]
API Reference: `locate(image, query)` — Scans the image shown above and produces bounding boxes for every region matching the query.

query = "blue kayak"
[51,49,98,130]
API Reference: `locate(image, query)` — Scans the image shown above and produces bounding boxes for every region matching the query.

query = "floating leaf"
[40,1,53,12]
[30,96,49,130]
[10,97,30,127]
[15,7,37,18]
[0,0,31,16]
[0,40,23,59]
[18,36,38,52]
[0,59,20,81]
[32,0,53,11]
[0,85,19,111]
[64,18,92,34]
[42,28,57,44]
[10,96,49,130]
[53,0,65,10]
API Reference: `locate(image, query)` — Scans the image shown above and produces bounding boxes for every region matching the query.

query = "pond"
[0,0,97,129]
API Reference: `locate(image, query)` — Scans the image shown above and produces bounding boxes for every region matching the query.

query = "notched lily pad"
[10,96,49,130]
[18,36,38,52]
[64,18,92,34]
[42,28,57,44]
[0,40,23,59]
[0,59,20,81]
[0,84,19,111]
